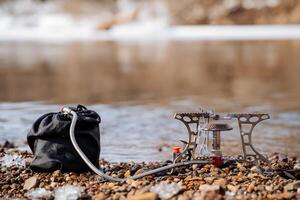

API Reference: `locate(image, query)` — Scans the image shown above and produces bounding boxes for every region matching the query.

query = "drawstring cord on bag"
[62,107,212,182]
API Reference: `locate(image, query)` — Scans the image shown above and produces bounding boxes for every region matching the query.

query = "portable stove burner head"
[202,123,232,156]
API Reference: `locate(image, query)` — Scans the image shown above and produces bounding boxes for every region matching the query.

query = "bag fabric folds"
[27,105,101,172]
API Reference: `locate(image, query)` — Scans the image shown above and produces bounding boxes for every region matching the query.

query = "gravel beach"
[0,147,299,200]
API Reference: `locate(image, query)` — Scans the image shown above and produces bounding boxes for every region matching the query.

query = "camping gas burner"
[173,108,270,167]
[202,122,233,157]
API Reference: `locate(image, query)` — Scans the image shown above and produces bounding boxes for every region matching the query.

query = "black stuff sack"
[27,105,101,172]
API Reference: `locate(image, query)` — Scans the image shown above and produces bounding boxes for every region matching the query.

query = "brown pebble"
[199,184,220,192]
[227,184,238,193]
[213,178,227,188]
[265,185,273,192]
[94,192,106,200]
[2,185,10,190]
[204,177,215,184]
[192,164,198,171]
[23,176,39,190]
[108,182,117,188]
[135,169,144,175]
[128,192,158,200]
[250,166,258,173]
[247,181,255,193]
[124,170,131,178]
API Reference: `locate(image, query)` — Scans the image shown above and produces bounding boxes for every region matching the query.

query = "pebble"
[192,164,198,171]
[1,148,300,199]
[213,178,227,188]
[135,169,145,175]
[128,192,158,200]
[284,181,300,191]
[277,192,295,199]
[108,182,117,188]
[124,170,131,178]
[23,176,39,190]
[227,185,238,193]
[247,181,255,193]
[204,177,215,184]
[237,163,247,172]
[250,166,259,173]
[94,192,106,200]
[199,184,220,192]
[150,183,182,199]
[131,180,139,188]
[265,185,273,192]
[294,163,300,170]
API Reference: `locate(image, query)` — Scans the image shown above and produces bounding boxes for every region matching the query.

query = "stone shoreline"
[0,148,299,200]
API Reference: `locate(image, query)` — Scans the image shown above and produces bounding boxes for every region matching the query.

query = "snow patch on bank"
[0,0,299,42]
[1,25,300,43]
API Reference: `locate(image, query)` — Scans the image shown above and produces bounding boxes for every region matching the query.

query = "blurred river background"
[0,0,299,161]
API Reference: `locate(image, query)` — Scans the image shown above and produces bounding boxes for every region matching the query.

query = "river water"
[0,40,299,161]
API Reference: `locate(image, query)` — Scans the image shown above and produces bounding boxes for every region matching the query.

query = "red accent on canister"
[173,146,181,153]
[212,156,223,167]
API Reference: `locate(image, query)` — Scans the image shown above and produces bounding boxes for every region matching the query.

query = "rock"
[50,182,57,188]
[126,179,134,184]
[237,163,247,172]
[204,177,215,184]
[265,185,273,192]
[227,185,238,193]
[256,185,265,191]
[94,192,105,200]
[150,183,182,199]
[135,169,145,175]
[128,192,158,200]
[284,181,300,191]
[53,170,61,177]
[130,164,142,174]
[294,163,300,170]
[23,176,39,190]
[213,178,227,188]
[131,181,139,188]
[199,184,220,192]
[277,192,295,199]
[250,166,259,173]
[124,170,131,178]
[247,182,255,193]
[173,178,180,183]
[108,182,117,188]
[199,184,221,200]
[192,164,198,171]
